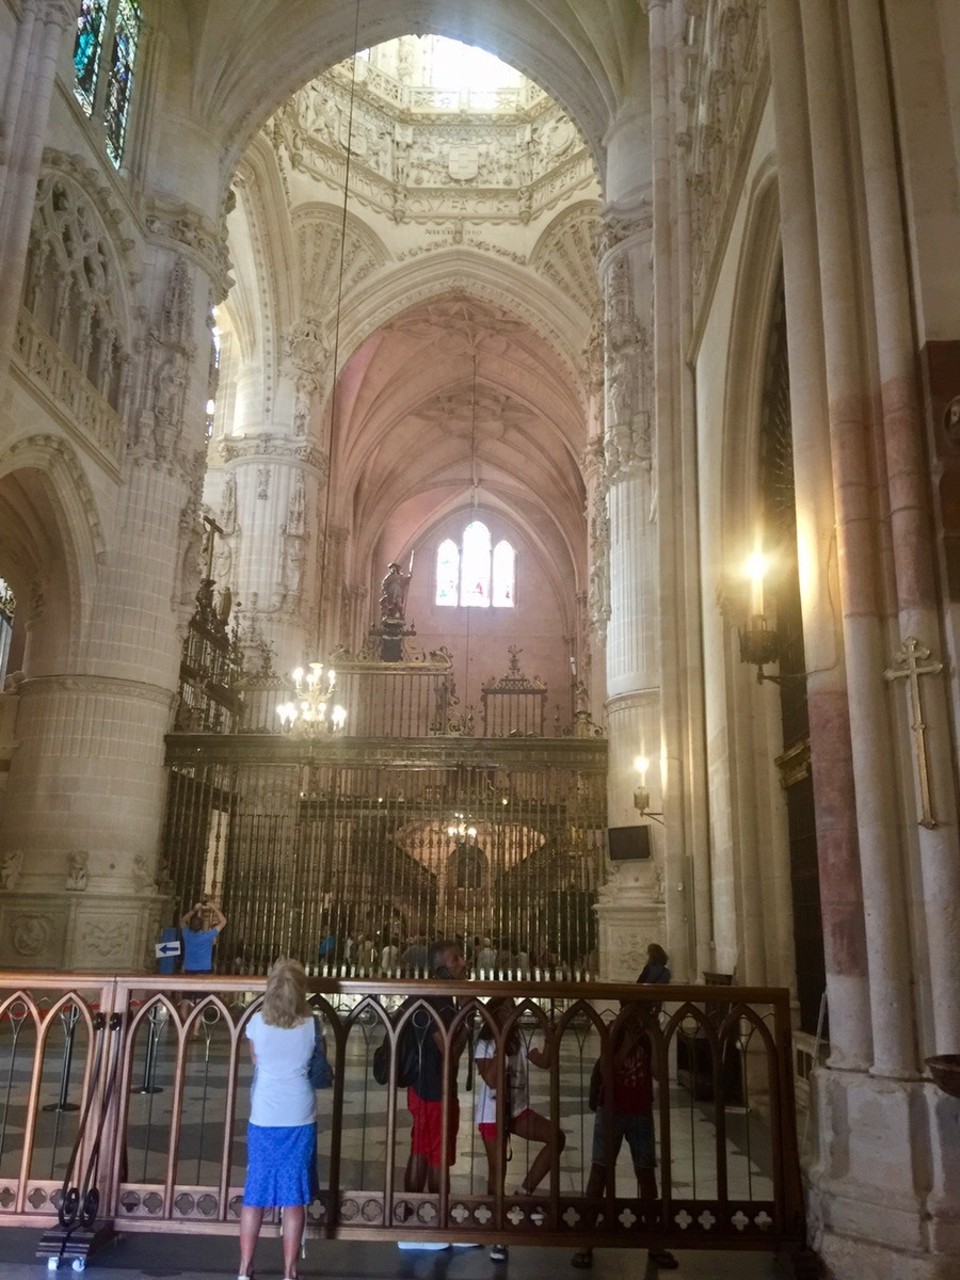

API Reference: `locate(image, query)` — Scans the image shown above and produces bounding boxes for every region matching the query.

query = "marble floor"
[0,1227,791,1279]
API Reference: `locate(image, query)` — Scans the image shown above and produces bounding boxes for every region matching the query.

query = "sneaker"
[648,1250,679,1271]
[489,1244,509,1263]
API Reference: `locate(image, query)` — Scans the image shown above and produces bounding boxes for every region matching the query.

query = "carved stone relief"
[25,160,136,416]
[270,61,596,227]
[11,913,53,957]
[681,0,768,298]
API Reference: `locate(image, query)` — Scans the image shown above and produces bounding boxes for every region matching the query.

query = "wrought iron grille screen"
[161,741,607,979]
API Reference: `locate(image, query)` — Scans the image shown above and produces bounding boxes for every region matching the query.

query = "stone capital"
[218,434,329,476]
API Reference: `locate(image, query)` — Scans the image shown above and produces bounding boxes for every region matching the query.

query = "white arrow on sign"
[155,940,182,958]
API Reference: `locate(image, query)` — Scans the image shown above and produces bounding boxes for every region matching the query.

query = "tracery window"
[73,0,141,167]
[435,521,515,608]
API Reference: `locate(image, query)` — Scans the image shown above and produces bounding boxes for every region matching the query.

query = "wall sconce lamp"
[738,552,782,684]
[633,756,664,824]
[739,614,781,684]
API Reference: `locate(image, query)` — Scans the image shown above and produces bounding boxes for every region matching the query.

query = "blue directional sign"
[156,928,182,974]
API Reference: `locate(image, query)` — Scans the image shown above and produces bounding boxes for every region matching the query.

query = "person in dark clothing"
[572,1003,678,1271]
[403,938,467,1194]
[637,942,671,985]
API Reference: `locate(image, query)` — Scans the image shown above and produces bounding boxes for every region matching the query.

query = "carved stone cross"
[884,636,943,829]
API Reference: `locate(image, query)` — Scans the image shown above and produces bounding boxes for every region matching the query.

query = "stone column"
[800,0,916,1080]
[767,0,872,1071]
[217,437,328,675]
[0,0,74,374]
[0,206,230,969]
[595,188,664,974]
[847,0,960,1058]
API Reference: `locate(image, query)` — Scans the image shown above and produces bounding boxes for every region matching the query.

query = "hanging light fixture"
[277,663,346,735]
[447,812,478,840]
[280,4,363,734]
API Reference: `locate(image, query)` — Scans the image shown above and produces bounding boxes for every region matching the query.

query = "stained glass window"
[104,0,141,166]
[492,540,515,607]
[73,0,107,115]
[435,523,515,608]
[436,539,459,606]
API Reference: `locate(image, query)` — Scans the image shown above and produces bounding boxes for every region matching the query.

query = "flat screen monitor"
[607,825,652,861]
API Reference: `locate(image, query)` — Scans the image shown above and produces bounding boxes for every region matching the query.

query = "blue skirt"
[243,1122,318,1207]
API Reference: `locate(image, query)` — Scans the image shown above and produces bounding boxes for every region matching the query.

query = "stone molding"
[4,432,109,563]
[17,673,177,709]
[145,196,232,302]
[218,434,328,474]
[596,204,653,263]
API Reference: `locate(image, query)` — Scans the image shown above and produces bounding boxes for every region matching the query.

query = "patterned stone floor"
[0,1227,789,1279]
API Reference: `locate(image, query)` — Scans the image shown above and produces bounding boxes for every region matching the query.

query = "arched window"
[435,521,516,608]
[460,520,491,607]
[436,538,459,606]
[492,540,515,607]
[73,0,141,167]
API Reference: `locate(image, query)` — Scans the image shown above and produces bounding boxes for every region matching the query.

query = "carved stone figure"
[0,849,23,890]
[65,850,89,892]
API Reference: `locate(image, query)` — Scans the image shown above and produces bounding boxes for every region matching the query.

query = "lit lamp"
[633,755,664,824]
[447,812,478,839]
[739,552,780,683]
[277,662,347,735]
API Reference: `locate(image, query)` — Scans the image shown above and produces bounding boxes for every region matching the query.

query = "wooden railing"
[0,974,805,1263]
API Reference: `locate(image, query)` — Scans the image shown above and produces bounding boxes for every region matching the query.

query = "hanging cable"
[315,0,363,653]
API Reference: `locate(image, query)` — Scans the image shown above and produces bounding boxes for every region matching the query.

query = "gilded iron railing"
[0,974,805,1261]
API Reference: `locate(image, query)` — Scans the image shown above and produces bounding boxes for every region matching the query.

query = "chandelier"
[447,812,478,840]
[277,663,347,734]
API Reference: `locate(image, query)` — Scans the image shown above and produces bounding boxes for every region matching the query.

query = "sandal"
[571,1249,593,1269]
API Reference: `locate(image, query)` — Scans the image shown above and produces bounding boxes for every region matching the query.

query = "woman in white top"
[474,997,565,1263]
[238,959,318,1280]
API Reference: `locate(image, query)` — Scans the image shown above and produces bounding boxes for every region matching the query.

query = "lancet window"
[435,520,515,608]
[73,0,142,167]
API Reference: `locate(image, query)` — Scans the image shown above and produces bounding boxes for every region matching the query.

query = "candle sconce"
[738,614,782,684]
[633,756,664,824]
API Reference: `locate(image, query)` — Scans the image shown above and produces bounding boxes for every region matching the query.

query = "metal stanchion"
[43,1003,81,1113]
[130,1004,165,1095]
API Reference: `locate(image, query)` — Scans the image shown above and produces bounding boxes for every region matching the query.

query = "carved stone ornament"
[269,61,597,229]
[12,914,52,957]
[588,498,612,637]
[77,917,131,960]
[132,855,157,893]
[0,850,24,891]
[217,435,328,478]
[145,197,232,302]
[65,851,89,892]
[596,205,653,262]
[681,0,768,299]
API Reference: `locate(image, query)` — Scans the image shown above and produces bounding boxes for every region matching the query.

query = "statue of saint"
[380,560,412,621]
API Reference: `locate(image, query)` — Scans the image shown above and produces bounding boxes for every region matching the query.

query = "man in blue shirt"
[178,899,227,1020]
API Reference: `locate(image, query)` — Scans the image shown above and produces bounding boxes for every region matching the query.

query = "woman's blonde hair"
[261,958,312,1028]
